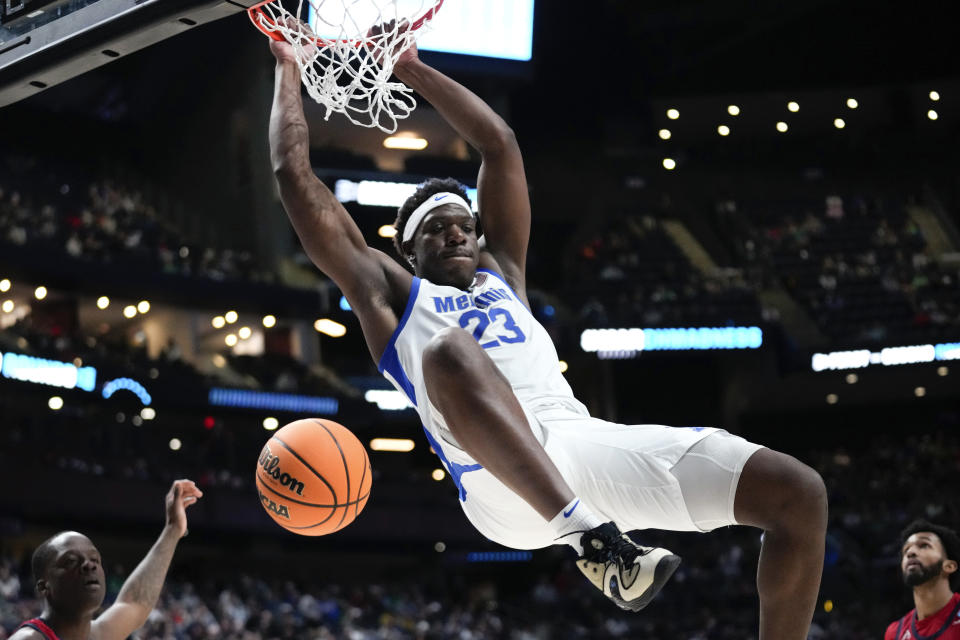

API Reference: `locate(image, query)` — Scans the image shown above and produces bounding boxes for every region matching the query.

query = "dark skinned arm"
[91,480,202,640]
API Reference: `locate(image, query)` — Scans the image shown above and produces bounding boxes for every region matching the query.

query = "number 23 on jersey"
[458,308,526,349]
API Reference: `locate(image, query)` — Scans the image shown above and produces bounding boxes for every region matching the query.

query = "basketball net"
[249,0,444,133]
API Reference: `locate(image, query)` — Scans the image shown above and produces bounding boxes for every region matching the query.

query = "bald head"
[30,531,96,582]
[31,530,106,615]
[32,531,79,583]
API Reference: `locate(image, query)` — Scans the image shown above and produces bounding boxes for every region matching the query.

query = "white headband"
[401,192,475,244]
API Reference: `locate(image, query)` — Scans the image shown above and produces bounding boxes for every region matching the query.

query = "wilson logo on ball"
[258,488,291,519]
[258,445,306,495]
[255,419,372,536]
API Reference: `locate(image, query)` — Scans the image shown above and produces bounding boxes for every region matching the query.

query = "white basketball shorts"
[445,405,764,550]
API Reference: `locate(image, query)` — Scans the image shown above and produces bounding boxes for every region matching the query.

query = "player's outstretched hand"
[165,479,203,538]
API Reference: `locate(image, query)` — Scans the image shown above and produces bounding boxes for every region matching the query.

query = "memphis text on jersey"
[431,286,512,313]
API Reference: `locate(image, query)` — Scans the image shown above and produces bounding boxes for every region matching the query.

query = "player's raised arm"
[268,39,411,357]
[91,480,201,640]
[392,41,531,296]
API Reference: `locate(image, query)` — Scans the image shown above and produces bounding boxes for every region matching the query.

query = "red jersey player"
[885,519,960,640]
[11,480,201,640]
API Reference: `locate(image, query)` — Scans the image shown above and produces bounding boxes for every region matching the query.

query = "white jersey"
[378,270,585,469]
[377,270,735,538]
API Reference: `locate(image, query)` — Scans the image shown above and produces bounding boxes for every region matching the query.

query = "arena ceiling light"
[225,334,238,347]
[238,326,252,340]
[776,121,789,133]
[846,98,859,109]
[2,300,13,313]
[212,316,226,329]
[225,310,238,324]
[662,158,676,170]
[34,286,47,300]
[208,388,338,414]
[466,551,532,562]
[811,342,960,371]
[102,377,151,404]
[383,133,428,150]
[48,396,63,411]
[364,389,411,410]
[314,318,347,337]
[378,225,398,238]
[334,179,478,211]
[928,110,939,120]
[581,327,762,358]
[1,351,97,392]
[432,468,446,481]
[717,125,730,136]
[834,118,846,129]
[123,305,137,318]
[370,438,416,452]
[658,128,671,140]
[788,101,800,112]
[666,108,680,120]
[0,279,10,292]
[558,360,568,373]
[727,105,740,116]
[929,90,940,101]
[169,438,182,451]
[137,300,150,314]
[141,407,156,420]
[263,417,279,431]
[96,296,110,309]
[262,315,277,328]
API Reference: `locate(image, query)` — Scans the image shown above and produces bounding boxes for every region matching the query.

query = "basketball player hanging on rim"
[267,28,827,639]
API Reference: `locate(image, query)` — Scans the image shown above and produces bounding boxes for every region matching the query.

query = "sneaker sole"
[609,553,681,612]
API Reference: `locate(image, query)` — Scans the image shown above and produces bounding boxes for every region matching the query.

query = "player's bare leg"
[734,448,828,640]
[422,327,681,612]
[422,326,573,519]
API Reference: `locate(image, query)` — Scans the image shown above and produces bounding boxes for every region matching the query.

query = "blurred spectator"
[0,561,20,600]
[2,422,955,639]
[571,213,762,328]
[1,168,272,285]
[731,191,960,344]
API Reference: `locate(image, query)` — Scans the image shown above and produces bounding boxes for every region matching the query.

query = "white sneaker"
[576,522,681,611]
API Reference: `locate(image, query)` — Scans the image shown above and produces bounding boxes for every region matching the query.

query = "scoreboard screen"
[308,0,535,62]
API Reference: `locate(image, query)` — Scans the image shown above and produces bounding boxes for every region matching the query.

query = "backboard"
[0,0,260,106]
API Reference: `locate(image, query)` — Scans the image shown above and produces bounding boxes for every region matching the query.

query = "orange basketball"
[255,418,372,535]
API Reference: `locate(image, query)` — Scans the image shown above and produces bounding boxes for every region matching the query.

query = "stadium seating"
[2,426,955,637]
